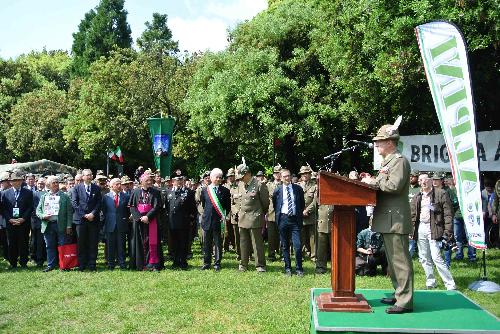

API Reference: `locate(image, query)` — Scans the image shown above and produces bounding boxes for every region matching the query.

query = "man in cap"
[365,121,414,314]
[165,173,196,269]
[298,165,318,261]
[223,168,238,253]
[266,165,282,261]
[235,163,270,272]
[1,170,34,269]
[121,175,134,195]
[256,171,265,183]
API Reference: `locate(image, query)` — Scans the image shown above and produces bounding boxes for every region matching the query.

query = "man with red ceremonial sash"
[200,168,231,271]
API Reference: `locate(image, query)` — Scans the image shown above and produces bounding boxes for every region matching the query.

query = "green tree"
[137,13,179,56]
[5,84,77,162]
[71,0,132,77]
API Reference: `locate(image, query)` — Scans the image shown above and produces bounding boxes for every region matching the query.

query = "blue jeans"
[453,217,476,261]
[43,221,66,269]
[279,214,303,272]
[409,239,417,258]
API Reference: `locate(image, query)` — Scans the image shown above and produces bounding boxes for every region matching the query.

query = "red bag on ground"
[58,243,79,270]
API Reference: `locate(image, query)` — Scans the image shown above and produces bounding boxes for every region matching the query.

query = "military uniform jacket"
[195,185,207,215]
[493,179,500,217]
[299,180,318,225]
[266,181,281,222]
[166,187,196,230]
[317,204,334,233]
[371,151,412,234]
[236,177,270,229]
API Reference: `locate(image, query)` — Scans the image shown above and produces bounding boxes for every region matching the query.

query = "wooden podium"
[315,171,377,312]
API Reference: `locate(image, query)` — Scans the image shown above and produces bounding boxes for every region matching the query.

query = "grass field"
[0,244,498,333]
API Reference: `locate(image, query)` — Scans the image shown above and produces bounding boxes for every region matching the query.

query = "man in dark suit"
[1,170,34,269]
[166,174,196,269]
[102,178,130,270]
[71,169,102,271]
[200,168,231,271]
[273,168,305,276]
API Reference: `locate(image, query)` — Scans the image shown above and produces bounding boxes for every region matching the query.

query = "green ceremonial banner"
[147,117,175,178]
[415,21,485,249]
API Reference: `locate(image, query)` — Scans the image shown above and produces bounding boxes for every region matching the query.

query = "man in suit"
[235,163,270,272]
[1,170,34,269]
[102,178,130,270]
[166,174,196,269]
[364,122,414,314]
[71,169,102,271]
[273,168,305,276]
[200,168,231,271]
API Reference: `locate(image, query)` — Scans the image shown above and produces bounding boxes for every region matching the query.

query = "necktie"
[86,185,91,198]
[287,185,294,216]
[114,193,119,208]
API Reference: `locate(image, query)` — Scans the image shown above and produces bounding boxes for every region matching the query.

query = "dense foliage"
[0,0,498,176]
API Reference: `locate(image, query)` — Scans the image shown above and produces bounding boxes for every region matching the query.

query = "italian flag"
[108,146,124,164]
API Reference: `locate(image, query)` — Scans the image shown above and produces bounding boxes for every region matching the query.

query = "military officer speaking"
[363,119,414,314]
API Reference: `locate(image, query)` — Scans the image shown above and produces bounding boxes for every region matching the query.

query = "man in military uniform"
[316,203,334,274]
[266,165,282,261]
[365,121,414,314]
[298,166,317,260]
[223,168,237,253]
[165,174,196,269]
[235,164,269,272]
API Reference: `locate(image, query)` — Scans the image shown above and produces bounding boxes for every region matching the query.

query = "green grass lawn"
[0,244,498,333]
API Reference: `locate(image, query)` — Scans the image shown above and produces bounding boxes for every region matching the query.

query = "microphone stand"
[320,144,360,172]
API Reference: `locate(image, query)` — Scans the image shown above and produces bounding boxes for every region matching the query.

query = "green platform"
[310,288,500,333]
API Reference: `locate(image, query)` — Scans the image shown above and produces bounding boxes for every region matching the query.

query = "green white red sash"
[207,186,226,219]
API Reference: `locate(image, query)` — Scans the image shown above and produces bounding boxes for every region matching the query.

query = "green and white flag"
[415,21,485,249]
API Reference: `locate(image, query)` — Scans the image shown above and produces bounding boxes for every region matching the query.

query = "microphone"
[350,140,374,148]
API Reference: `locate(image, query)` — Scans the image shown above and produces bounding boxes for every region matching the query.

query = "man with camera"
[410,173,456,290]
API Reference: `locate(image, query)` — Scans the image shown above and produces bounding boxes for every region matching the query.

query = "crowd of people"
[0,150,498,285]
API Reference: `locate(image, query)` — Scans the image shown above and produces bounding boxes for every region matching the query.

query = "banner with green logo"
[147,117,175,178]
[415,21,485,249]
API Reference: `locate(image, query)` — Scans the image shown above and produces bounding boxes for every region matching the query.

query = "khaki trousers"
[301,224,316,259]
[239,227,266,268]
[267,220,280,258]
[316,232,330,270]
[382,233,414,309]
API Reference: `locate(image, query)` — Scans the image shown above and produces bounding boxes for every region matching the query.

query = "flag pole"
[106,148,110,176]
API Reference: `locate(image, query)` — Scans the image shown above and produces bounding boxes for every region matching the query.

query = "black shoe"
[77,266,86,272]
[88,266,97,272]
[43,267,54,272]
[315,267,327,274]
[380,297,397,305]
[20,264,28,269]
[107,266,115,271]
[200,264,210,270]
[119,265,127,270]
[284,269,292,277]
[296,270,304,277]
[385,305,413,314]
[214,265,221,272]
[7,265,18,270]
